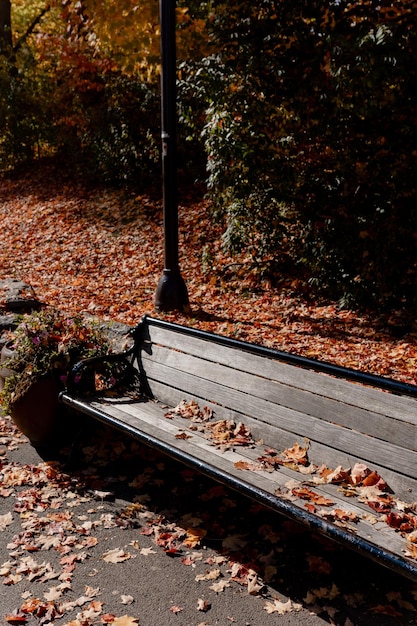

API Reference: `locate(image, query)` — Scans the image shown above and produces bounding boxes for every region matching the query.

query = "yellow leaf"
[183,527,207,548]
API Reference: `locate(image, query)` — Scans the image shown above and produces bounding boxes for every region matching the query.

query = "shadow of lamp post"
[155,0,190,312]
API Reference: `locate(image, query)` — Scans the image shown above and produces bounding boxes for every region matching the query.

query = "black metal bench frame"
[59,314,417,582]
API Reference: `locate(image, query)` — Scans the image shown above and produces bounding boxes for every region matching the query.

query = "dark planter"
[10,377,61,448]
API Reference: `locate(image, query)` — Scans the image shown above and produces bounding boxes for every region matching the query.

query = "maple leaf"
[37,535,62,550]
[291,486,334,506]
[222,534,248,552]
[121,595,134,605]
[308,583,340,601]
[306,554,332,575]
[281,441,309,466]
[263,598,302,614]
[183,527,207,548]
[321,508,360,523]
[169,605,183,613]
[405,542,417,560]
[175,431,192,440]
[247,569,264,595]
[197,598,211,612]
[0,560,14,576]
[102,549,131,563]
[0,511,13,531]
[44,586,64,601]
[323,465,351,484]
[166,399,201,419]
[80,536,99,549]
[350,463,371,485]
[234,460,261,471]
[210,579,231,593]
[195,568,221,581]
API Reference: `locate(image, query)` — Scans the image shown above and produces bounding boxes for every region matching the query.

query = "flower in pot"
[0,308,111,448]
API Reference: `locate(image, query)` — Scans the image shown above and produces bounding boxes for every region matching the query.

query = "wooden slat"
[145,324,417,421]
[142,345,417,448]
[145,378,417,500]
[140,360,417,480]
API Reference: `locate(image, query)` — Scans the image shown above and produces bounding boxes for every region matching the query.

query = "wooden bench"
[59,315,417,582]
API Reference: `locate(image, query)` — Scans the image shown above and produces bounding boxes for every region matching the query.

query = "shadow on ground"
[35,417,417,626]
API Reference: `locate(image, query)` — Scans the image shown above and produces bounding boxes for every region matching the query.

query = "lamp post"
[155,0,189,312]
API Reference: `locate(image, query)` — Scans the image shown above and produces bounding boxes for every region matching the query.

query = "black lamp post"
[155,0,189,312]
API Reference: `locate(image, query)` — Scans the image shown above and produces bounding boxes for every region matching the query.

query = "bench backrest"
[137,317,417,501]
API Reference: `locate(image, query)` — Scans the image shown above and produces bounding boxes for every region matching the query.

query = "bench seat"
[60,315,417,582]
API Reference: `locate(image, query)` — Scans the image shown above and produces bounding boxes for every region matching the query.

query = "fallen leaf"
[175,432,192,440]
[195,569,221,582]
[4,613,28,624]
[210,580,231,592]
[0,512,13,531]
[282,441,309,466]
[44,586,64,601]
[247,570,263,595]
[183,528,207,548]
[263,598,302,614]
[197,598,211,612]
[102,549,132,563]
[234,460,261,471]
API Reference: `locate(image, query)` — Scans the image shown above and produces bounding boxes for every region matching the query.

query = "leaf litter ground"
[1,163,417,385]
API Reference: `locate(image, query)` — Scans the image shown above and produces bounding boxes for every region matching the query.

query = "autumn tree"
[0,0,208,182]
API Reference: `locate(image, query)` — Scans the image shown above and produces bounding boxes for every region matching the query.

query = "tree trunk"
[0,0,12,55]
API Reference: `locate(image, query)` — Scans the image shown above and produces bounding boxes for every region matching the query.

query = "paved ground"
[1,413,417,626]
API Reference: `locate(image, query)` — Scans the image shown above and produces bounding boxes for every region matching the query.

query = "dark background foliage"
[1,0,416,312]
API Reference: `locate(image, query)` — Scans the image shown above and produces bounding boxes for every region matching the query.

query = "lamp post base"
[155,269,190,313]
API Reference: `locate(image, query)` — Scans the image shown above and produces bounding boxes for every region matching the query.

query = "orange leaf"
[175,432,192,440]
[4,615,27,624]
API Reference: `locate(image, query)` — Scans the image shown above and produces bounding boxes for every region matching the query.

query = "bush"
[0,55,56,168]
[184,0,417,309]
[54,64,161,186]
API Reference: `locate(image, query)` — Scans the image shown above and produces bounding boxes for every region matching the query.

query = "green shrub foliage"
[183,0,417,309]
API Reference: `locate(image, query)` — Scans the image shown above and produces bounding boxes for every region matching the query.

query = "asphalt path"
[1,414,417,626]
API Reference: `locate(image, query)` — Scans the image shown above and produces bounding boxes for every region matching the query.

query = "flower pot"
[9,377,61,448]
